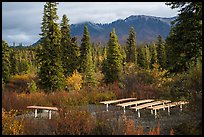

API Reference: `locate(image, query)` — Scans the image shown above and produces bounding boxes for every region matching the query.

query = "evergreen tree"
[94,43,103,71]
[165,2,202,73]
[91,42,97,71]
[83,45,96,86]
[102,45,107,60]
[137,45,146,68]
[144,44,151,69]
[18,60,29,74]
[79,25,91,73]
[60,14,71,39]
[10,49,19,75]
[103,29,122,84]
[119,44,126,66]
[79,25,95,85]
[60,14,79,77]
[70,37,80,74]
[150,42,158,68]
[40,4,48,37]
[2,40,11,82]
[126,27,137,65]
[156,35,166,68]
[37,2,65,92]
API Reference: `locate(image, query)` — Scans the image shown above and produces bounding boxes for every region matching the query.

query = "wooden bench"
[100,98,137,111]
[27,106,58,119]
[147,101,189,118]
[116,99,154,113]
[117,99,154,107]
[130,100,171,117]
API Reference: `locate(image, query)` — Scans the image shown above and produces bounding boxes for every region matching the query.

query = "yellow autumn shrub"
[12,73,34,81]
[65,70,83,91]
[150,63,172,87]
[2,109,24,135]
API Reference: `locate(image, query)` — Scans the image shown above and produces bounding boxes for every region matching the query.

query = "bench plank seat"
[130,100,171,110]
[116,99,154,107]
[100,98,137,105]
[27,106,58,111]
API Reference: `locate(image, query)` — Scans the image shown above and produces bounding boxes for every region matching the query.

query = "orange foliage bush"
[2,89,116,115]
[2,92,51,113]
[123,118,164,135]
[47,91,70,107]
[124,118,144,135]
[147,122,161,135]
[56,108,95,135]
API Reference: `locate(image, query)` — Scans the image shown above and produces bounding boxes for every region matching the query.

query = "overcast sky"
[2,2,179,46]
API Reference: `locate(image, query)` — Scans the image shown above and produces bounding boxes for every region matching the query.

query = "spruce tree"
[156,35,167,68]
[79,25,91,73]
[126,27,137,65]
[40,4,48,37]
[60,14,71,39]
[79,25,95,85]
[37,2,65,92]
[83,45,96,86]
[91,43,97,71]
[60,14,79,77]
[102,45,107,60]
[103,29,122,84]
[144,44,151,69]
[137,45,146,69]
[166,2,202,72]
[70,37,80,72]
[150,42,158,68]
[2,40,11,82]
[10,49,19,75]
[94,43,103,71]
[119,44,126,67]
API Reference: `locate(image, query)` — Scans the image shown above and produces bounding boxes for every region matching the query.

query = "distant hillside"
[70,15,176,45]
[32,15,176,46]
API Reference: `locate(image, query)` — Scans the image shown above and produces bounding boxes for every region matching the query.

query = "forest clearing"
[2,2,202,135]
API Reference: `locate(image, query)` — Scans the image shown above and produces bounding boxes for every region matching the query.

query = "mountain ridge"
[32,15,176,46]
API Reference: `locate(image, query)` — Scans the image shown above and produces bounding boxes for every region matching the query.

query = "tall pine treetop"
[82,25,90,43]
[126,26,137,64]
[40,4,48,37]
[103,28,122,84]
[60,14,71,39]
[79,25,91,73]
[46,2,59,22]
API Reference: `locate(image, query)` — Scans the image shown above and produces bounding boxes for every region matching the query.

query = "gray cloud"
[2,2,178,46]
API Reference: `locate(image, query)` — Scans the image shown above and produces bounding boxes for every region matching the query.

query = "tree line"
[2,2,202,93]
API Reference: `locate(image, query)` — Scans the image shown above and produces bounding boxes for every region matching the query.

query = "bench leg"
[168,106,170,116]
[48,110,52,119]
[106,104,109,111]
[151,109,153,114]
[163,103,165,110]
[123,106,126,114]
[34,109,37,118]
[180,104,182,112]
[138,110,140,118]
[154,110,157,119]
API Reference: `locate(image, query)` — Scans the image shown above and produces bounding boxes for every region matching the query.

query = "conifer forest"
[2,2,202,135]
